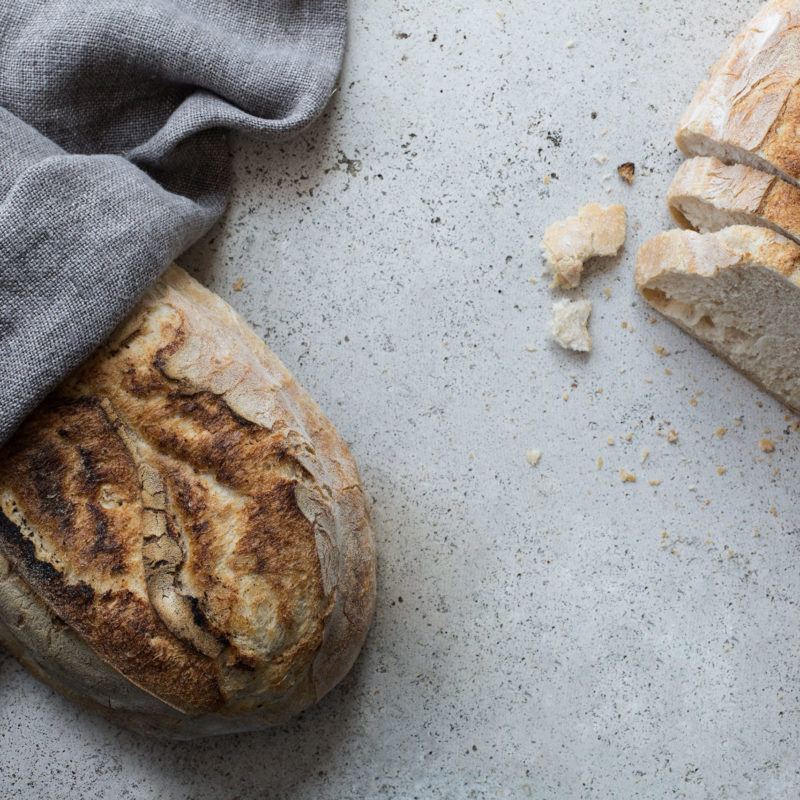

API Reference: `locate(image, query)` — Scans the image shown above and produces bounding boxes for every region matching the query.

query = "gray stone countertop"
[2,1,799,797]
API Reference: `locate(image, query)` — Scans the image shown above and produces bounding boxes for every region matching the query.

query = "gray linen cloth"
[0,1,346,445]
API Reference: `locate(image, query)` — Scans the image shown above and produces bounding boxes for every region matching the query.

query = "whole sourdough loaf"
[676,0,800,185]
[667,156,800,244]
[0,265,376,738]
[635,225,800,414]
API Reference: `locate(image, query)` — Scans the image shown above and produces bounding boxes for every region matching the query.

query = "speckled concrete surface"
[2,1,800,798]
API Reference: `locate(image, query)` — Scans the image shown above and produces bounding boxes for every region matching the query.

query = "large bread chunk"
[676,0,800,185]
[635,225,800,414]
[667,156,800,244]
[0,265,376,738]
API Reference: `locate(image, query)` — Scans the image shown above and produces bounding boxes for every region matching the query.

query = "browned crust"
[760,172,800,229]
[676,1,800,182]
[0,265,376,725]
[760,79,800,180]
[0,389,225,713]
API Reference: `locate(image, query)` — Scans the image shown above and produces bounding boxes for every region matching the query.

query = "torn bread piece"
[549,298,593,352]
[635,225,800,413]
[541,203,626,288]
[617,163,635,184]
[667,157,800,245]
[676,0,800,186]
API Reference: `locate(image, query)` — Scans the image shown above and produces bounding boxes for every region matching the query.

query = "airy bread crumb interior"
[641,261,800,412]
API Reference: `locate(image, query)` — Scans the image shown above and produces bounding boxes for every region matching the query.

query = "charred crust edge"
[0,510,95,608]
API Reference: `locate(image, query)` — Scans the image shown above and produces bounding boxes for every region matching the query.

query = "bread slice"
[667,156,800,244]
[0,265,376,738]
[635,225,800,413]
[676,0,800,186]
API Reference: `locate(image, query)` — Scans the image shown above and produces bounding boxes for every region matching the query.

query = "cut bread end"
[636,225,800,413]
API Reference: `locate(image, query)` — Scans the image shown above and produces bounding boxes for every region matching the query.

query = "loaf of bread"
[636,225,800,413]
[667,156,800,244]
[676,0,800,185]
[0,265,376,738]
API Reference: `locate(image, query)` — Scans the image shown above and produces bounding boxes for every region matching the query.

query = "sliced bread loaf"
[667,156,800,244]
[676,0,800,186]
[635,225,800,413]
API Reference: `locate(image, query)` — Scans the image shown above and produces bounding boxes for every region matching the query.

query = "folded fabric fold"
[0,0,347,444]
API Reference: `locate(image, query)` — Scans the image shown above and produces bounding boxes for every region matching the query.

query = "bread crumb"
[548,299,592,352]
[544,174,550,185]
[654,344,670,357]
[529,277,538,284]
[593,153,608,164]
[640,448,649,464]
[621,321,627,329]
[667,429,678,443]
[617,162,635,184]
[760,439,775,453]
[604,287,612,299]
[232,277,244,292]
[689,397,697,406]
[644,377,653,383]
[541,203,626,288]
[649,479,661,486]
[566,39,575,48]
[770,506,777,517]
[607,437,615,446]
[526,449,542,466]
[716,428,726,438]
[597,456,603,469]
[562,392,569,401]
[717,467,726,475]
[619,469,636,483]
[624,432,632,441]
[664,368,672,375]
[525,345,537,352]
